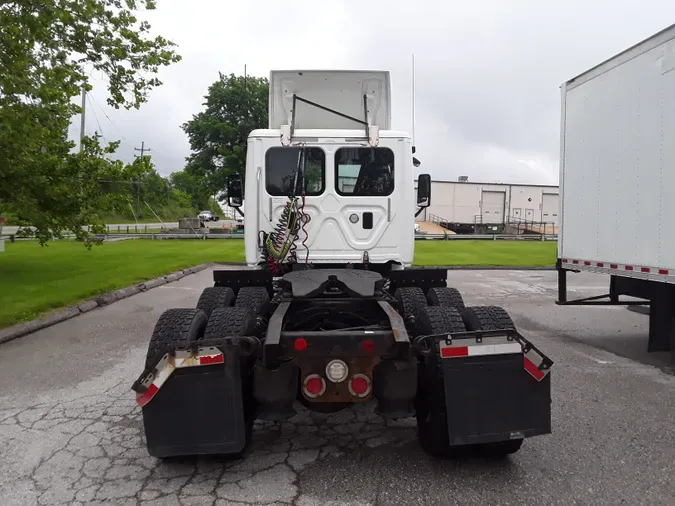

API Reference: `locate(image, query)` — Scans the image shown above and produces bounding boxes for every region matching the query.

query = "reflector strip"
[524,356,545,381]
[199,354,224,365]
[561,259,673,280]
[136,362,175,407]
[135,348,225,407]
[440,342,522,358]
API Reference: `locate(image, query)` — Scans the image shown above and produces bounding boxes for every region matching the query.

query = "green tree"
[0,0,181,245]
[181,73,269,199]
[169,170,211,210]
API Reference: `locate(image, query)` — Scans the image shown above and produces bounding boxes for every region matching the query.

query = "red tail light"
[294,338,308,351]
[361,339,375,354]
[348,374,371,398]
[303,374,325,398]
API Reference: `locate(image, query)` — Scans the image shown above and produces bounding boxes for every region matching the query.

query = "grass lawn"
[0,239,556,329]
[0,239,244,329]
[413,240,557,267]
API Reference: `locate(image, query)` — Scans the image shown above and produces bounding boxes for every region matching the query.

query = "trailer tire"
[145,308,208,369]
[394,287,427,323]
[426,287,465,310]
[235,287,270,315]
[414,305,466,458]
[197,286,235,318]
[461,306,515,331]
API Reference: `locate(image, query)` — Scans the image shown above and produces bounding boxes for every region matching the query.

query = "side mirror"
[227,175,244,208]
[417,174,431,207]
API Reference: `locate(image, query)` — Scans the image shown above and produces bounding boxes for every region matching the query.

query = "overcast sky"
[74,0,675,185]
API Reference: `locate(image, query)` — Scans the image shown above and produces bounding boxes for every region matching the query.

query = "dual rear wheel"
[393,285,523,459]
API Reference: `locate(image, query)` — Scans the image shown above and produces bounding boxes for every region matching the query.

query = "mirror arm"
[234,207,245,218]
[415,207,425,218]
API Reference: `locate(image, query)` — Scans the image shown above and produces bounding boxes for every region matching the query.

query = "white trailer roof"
[268,70,391,130]
[564,23,675,90]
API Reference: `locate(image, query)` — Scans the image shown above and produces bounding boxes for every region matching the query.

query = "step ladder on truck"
[131,69,553,459]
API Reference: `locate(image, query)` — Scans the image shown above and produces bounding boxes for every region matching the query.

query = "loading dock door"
[481,191,506,223]
[541,193,559,225]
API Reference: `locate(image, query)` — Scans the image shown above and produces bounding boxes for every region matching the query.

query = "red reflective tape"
[659,269,669,275]
[625,265,634,271]
[523,356,545,381]
[610,264,618,269]
[572,260,579,264]
[562,258,568,263]
[440,346,469,358]
[199,354,224,365]
[136,383,159,407]
[641,267,650,273]
[584,261,591,266]
[597,262,604,267]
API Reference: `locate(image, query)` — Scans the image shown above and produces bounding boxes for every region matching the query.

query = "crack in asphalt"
[1,370,413,506]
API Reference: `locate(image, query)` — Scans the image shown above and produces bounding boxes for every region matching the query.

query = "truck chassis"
[132,266,553,460]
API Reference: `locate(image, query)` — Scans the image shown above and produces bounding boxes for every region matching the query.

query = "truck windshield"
[265,147,325,196]
[335,147,394,196]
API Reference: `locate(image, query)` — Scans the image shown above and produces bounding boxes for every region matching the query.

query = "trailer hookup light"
[325,359,349,383]
[361,339,375,354]
[294,338,308,351]
[303,374,326,398]
[348,374,371,398]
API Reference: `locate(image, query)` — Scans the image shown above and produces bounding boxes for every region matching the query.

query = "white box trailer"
[557,23,675,358]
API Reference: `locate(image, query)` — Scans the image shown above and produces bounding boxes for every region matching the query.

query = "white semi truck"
[557,23,675,360]
[132,70,553,459]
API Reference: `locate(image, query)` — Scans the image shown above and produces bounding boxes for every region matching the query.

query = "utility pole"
[134,141,151,159]
[80,86,86,152]
[133,142,151,218]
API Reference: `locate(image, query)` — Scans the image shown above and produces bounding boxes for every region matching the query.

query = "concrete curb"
[0,263,211,346]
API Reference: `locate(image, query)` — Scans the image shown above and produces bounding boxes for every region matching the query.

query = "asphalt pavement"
[1,268,674,505]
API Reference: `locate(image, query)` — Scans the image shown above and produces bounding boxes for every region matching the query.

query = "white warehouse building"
[414,180,560,226]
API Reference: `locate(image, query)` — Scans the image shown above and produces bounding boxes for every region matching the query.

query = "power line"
[87,94,106,143]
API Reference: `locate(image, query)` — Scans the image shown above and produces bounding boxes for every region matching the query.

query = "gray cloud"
[75,0,675,185]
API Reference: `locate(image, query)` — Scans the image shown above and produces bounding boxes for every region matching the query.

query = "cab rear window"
[265,147,325,196]
[335,147,394,196]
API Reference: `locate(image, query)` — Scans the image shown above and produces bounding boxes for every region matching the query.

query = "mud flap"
[438,330,552,446]
[134,347,247,458]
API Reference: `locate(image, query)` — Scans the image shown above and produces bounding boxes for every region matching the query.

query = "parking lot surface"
[1,268,674,505]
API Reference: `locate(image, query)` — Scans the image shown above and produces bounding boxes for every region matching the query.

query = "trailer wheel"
[414,305,466,458]
[196,286,235,318]
[426,287,465,310]
[461,306,515,331]
[145,308,208,369]
[235,287,270,315]
[394,287,427,322]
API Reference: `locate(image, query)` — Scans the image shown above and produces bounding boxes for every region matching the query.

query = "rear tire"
[202,307,258,453]
[461,306,515,331]
[394,287,427,323]
[145,308,208,369]
[203,307,255,339]
[414,305,466,458]
[235,287,270,315]
[197,286,235,318]
[426,287,465,310]
[479,439,523,458]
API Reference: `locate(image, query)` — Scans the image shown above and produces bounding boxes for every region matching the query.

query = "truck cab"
[226,70,428,269]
